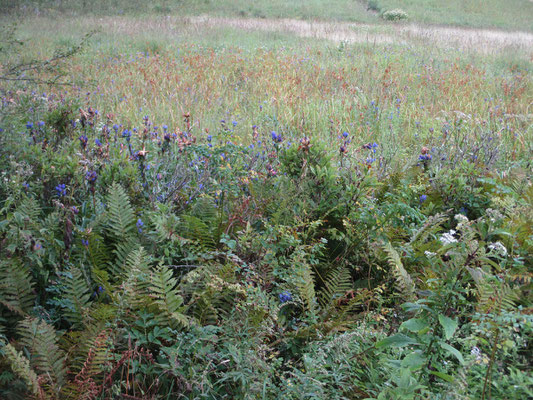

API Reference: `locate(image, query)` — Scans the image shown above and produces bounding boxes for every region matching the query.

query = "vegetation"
[0,2,531,399]
[2,0,533,31]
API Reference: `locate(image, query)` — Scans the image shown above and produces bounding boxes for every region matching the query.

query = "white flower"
[454,214,469,224]
[440,230,458,245]
[425,251,436,257]
[488,241,507,256]
[471,346,481,357]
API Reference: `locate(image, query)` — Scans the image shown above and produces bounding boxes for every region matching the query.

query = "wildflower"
[488,241,507,256]
[162,124,168,132]
[424,251,436,257]
[419,194,427,203]
[71,206,79,214]
[82,239,89,247]
[97,285,104,294]
[340,145,348,155]
[454,214,468,224]
[26,122,34,129]
[136,218,144,233]
[38,121,45,127]
[207,135,212,142]
[279,291,292,303]
[55,183,67,197]
[232,121,238,127]
[156,173,162,180]
[79,135,88,148]
[86,171,97,183]
[95,138,102,147]
[22,182,30,190]
[122,129,131,141]
[112,124,119,132]
[33,242,42,251]
[365,157,375,165]
[440,230,458,245]
[342,131,349,138]
[418,154,432,161]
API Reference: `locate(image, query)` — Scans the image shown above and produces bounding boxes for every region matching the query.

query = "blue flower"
[112,124,119,132]
[86,171,97,183]
[419,194,427,203]
[95,138,102,147]
[82,239,89,247]
[342,131,349,138]
[162,124,168,132]
[22,182,30,190]
[26,122,34,129]
[79,135,88,148]
[207,135,212,142]
[279,291,292,303]
[136,218,144,233]
[122,129,131,140]
[232,120,238,127]
[55,183,67,197]
[38,121,45,127]
[418,154,432,161]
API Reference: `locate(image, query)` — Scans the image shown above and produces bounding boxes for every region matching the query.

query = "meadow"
[0,2,532,399]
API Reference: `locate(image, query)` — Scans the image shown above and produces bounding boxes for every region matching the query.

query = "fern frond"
[2,342,43,398]
[17,317,66,392]
[0,260,35,316]
[296,263,318,315]
[409,212,448,246]
[318,264,352,309]
[60,267,92,327]
[105,183,136,240]
[150,266,188,329]
[383,242,416,301]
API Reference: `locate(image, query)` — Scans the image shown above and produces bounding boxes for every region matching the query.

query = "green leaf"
[438,314,458,340]
[376,334,419,349]
[401,318,429,333]
[401,351,426,370]
[429,370,454,382]
[440,342,465,365]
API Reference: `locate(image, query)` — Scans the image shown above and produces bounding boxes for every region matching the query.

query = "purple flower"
[82,239,89,247]
[55,183,67,197]
[79,135,88,148]
[86,171,97,183]
[95,138,102,147]
[122,129,131,141]
[26,122,34,129]
[342,131,348,138]
[419,195,427,203]
[136,218,144,233]
[22,182,30,190]
[279,291,292,303]
[38,121,45,127]
[71,206,79,214]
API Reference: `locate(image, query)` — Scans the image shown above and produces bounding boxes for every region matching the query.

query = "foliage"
[0,7,531,399]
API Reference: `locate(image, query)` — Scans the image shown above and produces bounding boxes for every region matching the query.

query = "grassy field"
[3,0,533,30]
[0,3,532,400]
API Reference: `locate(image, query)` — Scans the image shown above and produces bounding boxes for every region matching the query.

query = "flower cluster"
[55,183,67,197]
[279,291,292,303]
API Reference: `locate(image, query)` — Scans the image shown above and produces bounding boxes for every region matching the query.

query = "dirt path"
[186,15,533,54]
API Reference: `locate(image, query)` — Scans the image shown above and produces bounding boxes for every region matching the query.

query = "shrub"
[382,8,409,21]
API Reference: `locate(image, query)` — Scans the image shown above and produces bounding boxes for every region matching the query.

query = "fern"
[409,212,448,246]
[383,242,416,301]
[0,260,35,316]
[317,264,352,310]
[17,317,66,394]
[2,342,43,398]
[150,266,188,329]
[105,183,136,240]
[296,263,318,315]
[60,267,92,327]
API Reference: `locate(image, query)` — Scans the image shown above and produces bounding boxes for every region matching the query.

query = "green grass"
[3,0,533,31]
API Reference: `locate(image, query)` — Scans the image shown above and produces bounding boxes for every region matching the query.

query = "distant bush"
[382,8,408,21]
[367,0,382,13]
